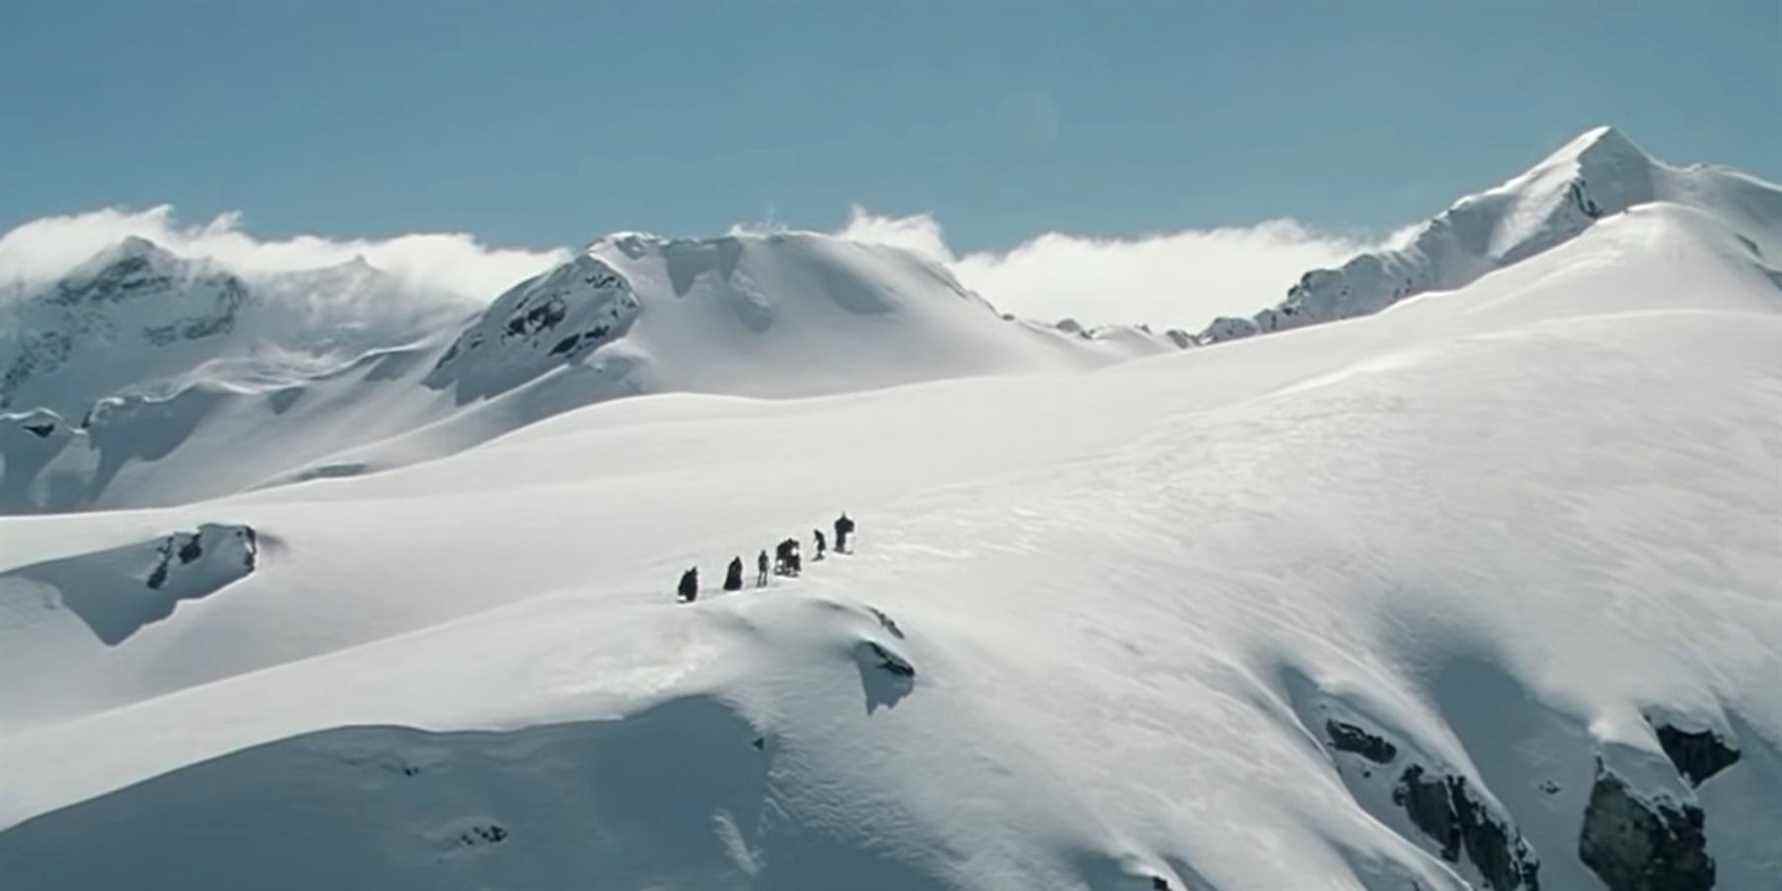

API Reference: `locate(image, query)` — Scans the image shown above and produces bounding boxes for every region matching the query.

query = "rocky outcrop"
[1199,316,1258,343]
[1325,719,1397,765]
[425,254,641,401]
[1578,766,1714,890]
[1392,765,1541,891]
[146,524,258,590]
[1649,721,1739,788]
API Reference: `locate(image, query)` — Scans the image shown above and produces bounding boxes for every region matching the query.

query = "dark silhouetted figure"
[723,556,744,591]
[775,538,801,576]
[677,566,698,602]
[834,513,856,553]
[813,529,827,561]
[756,550,770,587]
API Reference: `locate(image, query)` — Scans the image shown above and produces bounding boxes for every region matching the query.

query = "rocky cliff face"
[423,253,641,402]
[1579,765,1715,891]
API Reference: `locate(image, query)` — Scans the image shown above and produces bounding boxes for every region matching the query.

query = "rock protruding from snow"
[1,523,258,645]
[1649,720,1740,788]
[1199,126,1660,344]
[1578,765,1715,891]
[424,254,641,401]
[1392,764,1542,891]
[1325,719,1398,765]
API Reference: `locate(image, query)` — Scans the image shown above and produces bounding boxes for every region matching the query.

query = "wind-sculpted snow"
[2,175,1778,889]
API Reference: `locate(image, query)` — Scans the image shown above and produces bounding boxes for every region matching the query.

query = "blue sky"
[3,1,1775,256]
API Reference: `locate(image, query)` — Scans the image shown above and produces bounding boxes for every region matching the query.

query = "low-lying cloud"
[2,202,1411,335]
[837,206,1409,331]
[0,205,568,302]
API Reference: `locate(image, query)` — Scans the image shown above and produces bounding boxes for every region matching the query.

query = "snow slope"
[1,142,1778,889]
[0,231,1172,513]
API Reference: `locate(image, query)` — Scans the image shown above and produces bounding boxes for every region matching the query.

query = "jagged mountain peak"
[61,236,189,283]
[1540,124,1647,168]
[1197,125,1768,345]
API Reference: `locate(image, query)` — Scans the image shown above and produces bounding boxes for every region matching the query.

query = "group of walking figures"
[677,512,857,602]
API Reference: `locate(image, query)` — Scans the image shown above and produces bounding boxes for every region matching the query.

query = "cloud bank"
[0,206,568,302]
[837,206,1409,331]
[2,202,1411,335]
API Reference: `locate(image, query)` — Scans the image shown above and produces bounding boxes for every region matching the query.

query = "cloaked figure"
[723,556,744,591]
[833,513,856,553]
[677,566,698,603]
[775,538,801,576]
[756,550,770,587]
[813,529,827,561]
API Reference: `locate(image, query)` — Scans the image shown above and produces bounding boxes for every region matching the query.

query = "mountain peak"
[1524,126,1653,190]
[54,237,184,290]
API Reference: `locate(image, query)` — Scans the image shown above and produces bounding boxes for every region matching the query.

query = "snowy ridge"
[1198,126,1782,342]
[0,230,1174,513]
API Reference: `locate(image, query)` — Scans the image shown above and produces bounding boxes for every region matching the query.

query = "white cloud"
[836,205,1395,331]
[0,205,568,302]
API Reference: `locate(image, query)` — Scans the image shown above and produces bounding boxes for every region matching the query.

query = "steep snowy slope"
[0,231,1171,513]
[2,174,1777,889]
[1198,126,1782,342]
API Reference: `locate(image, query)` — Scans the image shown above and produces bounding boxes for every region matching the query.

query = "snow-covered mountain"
[1197,126,1782,342]
[0,231,1174,513]
[0,236,465,417]
[1,128,1778,890]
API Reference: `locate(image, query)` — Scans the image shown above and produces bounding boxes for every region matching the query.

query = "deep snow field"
[1,129,1778,890]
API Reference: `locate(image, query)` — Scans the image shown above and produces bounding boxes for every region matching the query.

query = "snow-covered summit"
[421,228,1180,405]
[1199,126,1778,343]
[2,238,249,415]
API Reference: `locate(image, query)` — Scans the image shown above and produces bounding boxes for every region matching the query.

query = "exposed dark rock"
[1579,767,1714,891]
[868,641,915,678]
[1569,180,1603,219]
[504,296,568,338]
[456,823,508,846]
[176,536,203,564]
[868,606,905,639]
[21,421,55,438]
[1392,765,1540,891]
[1325,719,1397,764]
[145,554,170,590]
[1650,721,1740,787]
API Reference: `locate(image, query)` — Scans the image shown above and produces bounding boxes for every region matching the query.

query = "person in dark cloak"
[723,556,744,591]
[813,529,827,561]
[677,566,698,602]
[833,513,856,553]
[775,538,801,576]
[757,550,770,587]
